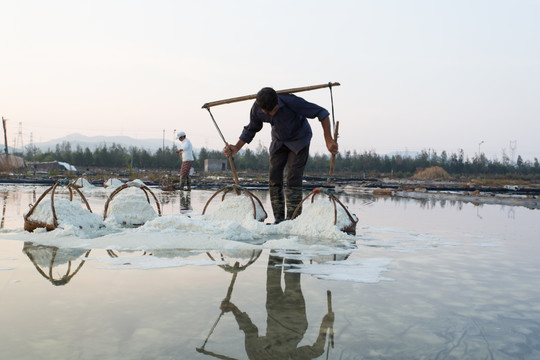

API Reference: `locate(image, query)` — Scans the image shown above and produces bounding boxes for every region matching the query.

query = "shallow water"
[1,184,539,359]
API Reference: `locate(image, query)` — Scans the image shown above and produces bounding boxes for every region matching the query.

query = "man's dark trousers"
[268,144,309,223]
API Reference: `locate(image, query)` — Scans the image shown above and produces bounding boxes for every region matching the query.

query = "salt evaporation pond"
[1,183,539,359]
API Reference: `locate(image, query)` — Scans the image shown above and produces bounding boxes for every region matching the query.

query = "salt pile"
[17,185,358,249]
[104,186,158,227]
[301,197,356,228]
[273,197,358,237]
[21,193,357,242]
[104,178,124,188]
[26,198,104,231]
[74,177,96,189]
[126,179,146,187]
[203,194,267,222]
[202,194,357,240]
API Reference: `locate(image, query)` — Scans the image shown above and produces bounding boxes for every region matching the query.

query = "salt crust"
[21,192,357,246]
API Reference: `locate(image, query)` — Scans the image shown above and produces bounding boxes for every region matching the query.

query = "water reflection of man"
[1,192,7,228]
[180,191,192,213]
[220,252,334,359]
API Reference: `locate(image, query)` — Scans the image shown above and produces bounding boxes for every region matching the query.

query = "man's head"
[177,131,186,140]
[256,87,278,113]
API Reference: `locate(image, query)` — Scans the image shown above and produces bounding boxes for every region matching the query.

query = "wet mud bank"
[334,178,540,209]
[2,175,539,209]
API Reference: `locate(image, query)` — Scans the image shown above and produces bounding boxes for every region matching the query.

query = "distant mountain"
[32,133,176,153]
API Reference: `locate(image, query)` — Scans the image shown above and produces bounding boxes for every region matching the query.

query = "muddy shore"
[2,174,538,193]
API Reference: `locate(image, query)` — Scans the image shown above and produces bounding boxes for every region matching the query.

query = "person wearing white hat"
[175,131,194,190]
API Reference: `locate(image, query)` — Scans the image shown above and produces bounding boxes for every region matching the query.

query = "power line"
[509,140,517,164]
[16,122,24,154]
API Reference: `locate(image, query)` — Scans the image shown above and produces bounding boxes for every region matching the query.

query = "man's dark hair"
[256,87,278,111]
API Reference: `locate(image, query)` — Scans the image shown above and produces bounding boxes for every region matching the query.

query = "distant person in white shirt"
[175,131,194,191]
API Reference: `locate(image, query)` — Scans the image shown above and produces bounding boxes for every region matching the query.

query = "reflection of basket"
[24,181,93,232]
[103,183,162,225]
[206,249,262,273]
[159,176,176,191]
[22,242,90,286]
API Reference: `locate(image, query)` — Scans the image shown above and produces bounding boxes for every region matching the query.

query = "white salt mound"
[203,194,267,223]
[104,187,158,226]
[104,178,124,189]
[74,178,95,188]
[126,179,146,188]
[291,197,357,235]
[27,198,104,230]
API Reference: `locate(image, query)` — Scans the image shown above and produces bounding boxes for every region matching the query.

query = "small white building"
[26,161,77,173]
[58,162,77,171]
[204,159,228,172]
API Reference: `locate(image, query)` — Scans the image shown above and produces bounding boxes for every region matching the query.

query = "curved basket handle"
[24,183,56,220]
[140,186,162,216]
[71,185,93,212]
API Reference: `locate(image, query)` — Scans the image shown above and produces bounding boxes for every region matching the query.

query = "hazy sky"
[1,0,539,161]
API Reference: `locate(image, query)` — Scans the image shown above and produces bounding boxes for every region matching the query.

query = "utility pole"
[478,141,484,156]
[29,132,34,159]
[17,122,24,155]
[509,140,517,164]
[30,132,36,177]
[2,117,8,155]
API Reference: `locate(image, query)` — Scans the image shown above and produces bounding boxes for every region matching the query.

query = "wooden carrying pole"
[204,107,240,185]
[329,122,339,175]
[197,262,240,355]
[328,83,339,175]
[202,82,341,178]
[202,82,340,109]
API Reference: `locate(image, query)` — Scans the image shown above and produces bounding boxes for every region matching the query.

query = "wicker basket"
[159,176,176,191]
[23,181,93,232]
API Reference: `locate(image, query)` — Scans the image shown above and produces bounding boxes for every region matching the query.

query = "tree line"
[22,141,539,178]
